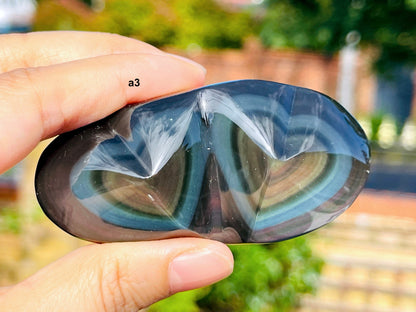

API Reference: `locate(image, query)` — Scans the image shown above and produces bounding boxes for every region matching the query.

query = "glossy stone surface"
[35,80,370,243]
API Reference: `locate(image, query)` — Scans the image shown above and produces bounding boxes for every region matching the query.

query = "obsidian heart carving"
[35,80,370,243]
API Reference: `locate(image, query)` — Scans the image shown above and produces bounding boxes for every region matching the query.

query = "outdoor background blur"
[1,0,416,311]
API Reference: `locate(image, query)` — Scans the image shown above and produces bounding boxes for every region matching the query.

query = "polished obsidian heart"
[35,80,370,243]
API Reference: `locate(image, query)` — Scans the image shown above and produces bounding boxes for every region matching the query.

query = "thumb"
[0,238,234,312]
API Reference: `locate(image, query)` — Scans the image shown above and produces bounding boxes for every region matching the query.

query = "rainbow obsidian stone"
[35,80,370,243]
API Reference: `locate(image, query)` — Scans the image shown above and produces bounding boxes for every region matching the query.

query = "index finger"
[0,31,164,73]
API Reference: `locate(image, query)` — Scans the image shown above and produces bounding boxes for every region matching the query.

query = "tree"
[34,0,253,49]
[259,0,416,126]
[260,0,416,70]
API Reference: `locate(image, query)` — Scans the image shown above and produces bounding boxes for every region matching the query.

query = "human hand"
[0,31,234,312]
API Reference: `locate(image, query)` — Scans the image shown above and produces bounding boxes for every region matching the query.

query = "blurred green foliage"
[370,113,385,142]
[260,0,416,74]
[150,236,323,312]
[34,0,416,73]
[0,207,20,234]
[34,0,253,49]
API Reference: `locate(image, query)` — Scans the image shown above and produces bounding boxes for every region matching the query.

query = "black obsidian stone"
[35,80,370,243]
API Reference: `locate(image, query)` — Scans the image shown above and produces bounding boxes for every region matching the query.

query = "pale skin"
[0,31,234,311]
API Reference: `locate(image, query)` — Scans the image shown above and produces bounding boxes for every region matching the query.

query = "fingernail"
[165,53,207,75]
[169,244,233,293]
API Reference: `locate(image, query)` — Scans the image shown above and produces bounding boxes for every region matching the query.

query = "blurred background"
[1,0,416,311]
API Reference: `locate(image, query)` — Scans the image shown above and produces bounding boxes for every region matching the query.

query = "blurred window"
[0,0,36,33]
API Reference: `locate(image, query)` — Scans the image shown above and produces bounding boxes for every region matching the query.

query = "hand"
[0,31,234,312]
